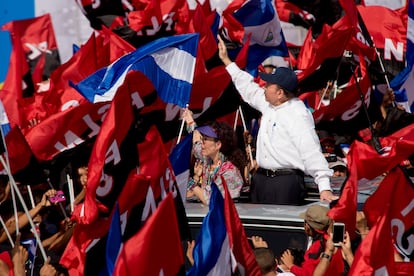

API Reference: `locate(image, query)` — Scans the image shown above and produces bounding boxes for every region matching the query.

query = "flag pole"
[349,64,383,154]
[0,156,48,262]
[233,108,240,131]
[177,104,189,145]
[0,215,14,247]
[26,185,35,209]
[67,173,75,213]
[316,81,332,110]
[238,106,254,168]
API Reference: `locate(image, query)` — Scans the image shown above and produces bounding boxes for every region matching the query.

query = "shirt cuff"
[317,177,332,193]
[225,62,239,75]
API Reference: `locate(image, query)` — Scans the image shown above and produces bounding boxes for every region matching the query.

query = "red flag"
[350,212,395,275]
[24,102,107,161]
[296,22,354,81]
[357,5,406,52]
[328,123,414,237]
[73,86,134,224]
[0,14,60,128]
[2,126,32,174]
[60,173,151,275]
[312,56,371,124]
[350,168,414,275]
[113,193,184,275]
[222,177,261,275]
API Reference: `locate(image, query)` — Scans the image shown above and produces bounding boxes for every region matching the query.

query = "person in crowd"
[73,166,88,205]
[254,247,277,275]
[0,189,58,244]
[312,230,353,276]
[280,205,344,275]
[328,157,348,178]
[217,36,337,205]
[276,247,305,274]
[183,111,246,205]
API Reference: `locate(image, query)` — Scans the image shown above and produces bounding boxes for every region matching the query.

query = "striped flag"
[390,0,414,112]
[72,33,199,107]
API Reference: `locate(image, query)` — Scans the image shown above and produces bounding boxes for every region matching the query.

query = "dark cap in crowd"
[259,67,298,93]
[197,125,218,138]
[299,205,331,231]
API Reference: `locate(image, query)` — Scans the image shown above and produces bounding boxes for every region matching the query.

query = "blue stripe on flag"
[232,0,288,75]
[72,34,199,107]
[104,201,122,276]
[187,183,232,276]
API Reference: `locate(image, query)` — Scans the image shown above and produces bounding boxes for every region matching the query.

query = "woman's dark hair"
[211,121,247,179]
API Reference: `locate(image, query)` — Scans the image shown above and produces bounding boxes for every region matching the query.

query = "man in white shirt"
[217,37,338,205]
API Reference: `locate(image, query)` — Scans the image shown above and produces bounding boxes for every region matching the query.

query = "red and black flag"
[0,13,60,128]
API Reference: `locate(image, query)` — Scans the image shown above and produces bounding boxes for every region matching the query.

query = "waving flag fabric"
[0,100,11,137]
[187,182,235,276]
[169,133,192,202]
[104,201,122,276]
[225,0,288,75]
[328,123,414,237]
[390,0,414,112]
[0,13,60,128]
[187,181,260,276]
[113,193,184,276]
[72,33,199,107]
[350,167,414,275]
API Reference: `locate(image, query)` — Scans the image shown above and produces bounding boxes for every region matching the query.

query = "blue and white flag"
[390,0,414,112]
[169,133,192,203]
[104,201,123,276]
[232,0,289,75]
[186,183,233,276]
[0,100,11,137]
[72,33,199,107]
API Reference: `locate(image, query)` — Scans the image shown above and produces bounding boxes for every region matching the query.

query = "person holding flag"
[183,111,246,205]
[217,36,337,205]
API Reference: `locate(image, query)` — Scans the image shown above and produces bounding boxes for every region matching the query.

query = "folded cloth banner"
[72,33,199,107]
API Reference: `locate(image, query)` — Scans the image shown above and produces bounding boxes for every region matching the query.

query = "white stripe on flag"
[207,235,232,276]
[93,64,133,103]
[151,47,196,84]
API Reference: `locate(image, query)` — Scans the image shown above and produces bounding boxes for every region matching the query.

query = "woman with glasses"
[183,109,246,205]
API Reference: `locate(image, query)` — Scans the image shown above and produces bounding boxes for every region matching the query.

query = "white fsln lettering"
[146,16,161,36]
[54,131,84,152]
[384,38,404,61]
[163,12,175,32]
[92,0,101,9]
[96,172,113,197]
[131,92,145,110]
[391,199,414,258]
[374,266,389,276]
[60,100,80,111]
[83,115,100,138]
[98,104,111,122]
[105,140,121,165]
[341,88,371,121]
[141,187,157,222]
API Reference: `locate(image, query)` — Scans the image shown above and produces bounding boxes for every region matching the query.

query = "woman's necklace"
[206,160,222,186]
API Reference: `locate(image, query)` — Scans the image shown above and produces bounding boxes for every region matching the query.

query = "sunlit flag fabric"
[350,167,414,275]
[169,133,192,202]
[72,33,199,107]
[225,0,288,75]
[0,13,60,128]
[187,181,260,276]
[390,0,414,112]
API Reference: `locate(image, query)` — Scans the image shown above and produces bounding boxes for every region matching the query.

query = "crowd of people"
[1,8,414,276]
